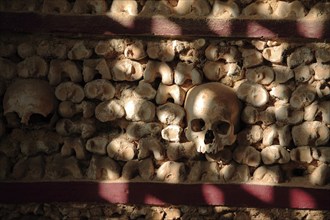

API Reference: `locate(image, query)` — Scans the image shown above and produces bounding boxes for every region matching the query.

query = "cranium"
[3,79,57,125]
[184,82,240,153]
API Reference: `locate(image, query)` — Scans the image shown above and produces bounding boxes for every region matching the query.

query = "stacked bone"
[0,35,329,186]
[0,0,330,20]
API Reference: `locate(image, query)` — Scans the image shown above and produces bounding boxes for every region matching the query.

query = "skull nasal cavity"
[204,130,214,144]
[191,118,205,132]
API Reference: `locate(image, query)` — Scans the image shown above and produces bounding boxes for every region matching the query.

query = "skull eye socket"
[191,119,205,132]
[214,120,231,135]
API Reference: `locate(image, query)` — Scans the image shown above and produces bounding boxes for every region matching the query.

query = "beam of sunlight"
[247,21,276,38]
[151,16,182,36]
[202,184,225,205]
[290,188,317,209]
[98,182,129,204]
[240,184,274,204]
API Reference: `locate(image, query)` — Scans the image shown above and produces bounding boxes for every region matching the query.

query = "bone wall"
[0,0,329,20]
[0,33,329,186]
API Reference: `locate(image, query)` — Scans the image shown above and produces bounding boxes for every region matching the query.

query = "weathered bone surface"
[17,56,48,78]
[3,79,57,125]
[55,82,85,103]
[82,59,111,82]
[184,82,240,153]
[49,60,82,85]
[84,79,115,101]
[143,61,173,85]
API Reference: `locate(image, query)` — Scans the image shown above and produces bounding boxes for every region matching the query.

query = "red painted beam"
[0,12,329,39]
[0,182,329,210]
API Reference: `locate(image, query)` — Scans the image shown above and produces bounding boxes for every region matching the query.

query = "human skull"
[3,79,57,125]
[184,82,240,153]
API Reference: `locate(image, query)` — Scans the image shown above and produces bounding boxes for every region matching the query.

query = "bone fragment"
[206,148,232,164]
[156,161,186,183]
[147,41,175,62]
[188,161,220,182]
[47,155,82,179]
[263,124,292,146]
[262,44,288,63]
[174,62,202,85]
[161,125,183,142]
[126,122,162,140]
[17,56,48,78]
[157,102,185,125]
[304,101,330,124]
[124,40,147,60]
[110,0,138,15]
[95,99,125,122]
[246,66,274,85]
[17,42,34,58]
[133,80,157,100]
[42,0,71,14]
[203,61,240,81]
[237,81,269,107]
[312,147,330,163]
[143,61,173,85]
[167,142,198,161]
[287,47,313,68]
[84,79,115,101]
[68,41,92,60]
[273,65,294,83]
[311,63,330,80]
[292,122,329,146]
[94,39,125,58]
[212,0,239,18]
[86,136,108,155]
[315,47,330,63]
[241,49,263,68]
[242,2,272,17]
[290,146,313,163]
[237,125,263,146]
[274,104,304,125]
[122,160,139,180]
[12,156,44,180]
[309,163,329,186]
[205,44,239,62]
[56,118,96,139]
[107,135,136,161]
[261,145,290,165]
[73,0,107,14]
[55,82,85,103]
[290,84,316,109]
[49,60,82,85]
[138,137,165,161]
[156,83,186,105]
[61,137,87,160]
[273,1,306,18]
[139,158,155,181]
[124,98,155,122]
[220,163,250,183]
[82,59,111,82]
[111,59,143,81]
[87,156,121,180]
[253,165,282,183]
[37,40,67,59]
[294,64,312,83]
[233,146,261,167]
[59,101,95,118]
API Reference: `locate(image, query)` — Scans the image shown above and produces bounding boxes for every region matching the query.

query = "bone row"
[1,0,329,20]
[1,39,329,102]
[0,126,329,185]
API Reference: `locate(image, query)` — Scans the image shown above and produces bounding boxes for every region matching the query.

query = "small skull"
[3,79,57,125]
[184,82,240,153]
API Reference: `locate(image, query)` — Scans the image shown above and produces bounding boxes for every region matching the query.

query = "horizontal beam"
[0,12,329,39]
[0,182,329,210]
